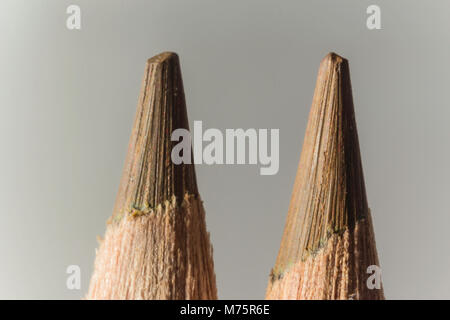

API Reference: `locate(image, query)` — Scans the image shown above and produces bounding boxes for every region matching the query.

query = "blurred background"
[0,0,449,299]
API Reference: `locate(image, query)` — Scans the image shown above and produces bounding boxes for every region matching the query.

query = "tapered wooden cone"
[266,53,384,300]
[87,52,217,300]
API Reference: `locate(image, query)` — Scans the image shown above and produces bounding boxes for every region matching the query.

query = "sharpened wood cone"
[266,53,384,300]
[87,52,217,300]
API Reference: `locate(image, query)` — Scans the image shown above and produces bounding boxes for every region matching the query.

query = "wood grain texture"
[266,53,384,300]
[87,52,217,300]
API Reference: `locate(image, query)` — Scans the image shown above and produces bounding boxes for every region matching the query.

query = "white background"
[0,0,449,299]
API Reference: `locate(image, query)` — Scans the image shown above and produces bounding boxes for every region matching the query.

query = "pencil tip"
[276,53,368,264]
[88,55,217,300]
[112,52,198,220]
[321,52,346,63]
[147,51,179,64]
[267,54,383,299]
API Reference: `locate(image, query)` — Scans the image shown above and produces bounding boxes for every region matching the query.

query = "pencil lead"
[266,53,384,300]
[87,52,217,300]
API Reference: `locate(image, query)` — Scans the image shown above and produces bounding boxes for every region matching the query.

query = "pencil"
[87,52,217,300]
[266,53,384,300]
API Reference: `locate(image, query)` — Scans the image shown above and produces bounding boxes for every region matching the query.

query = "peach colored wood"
[87,52,217,300]
[266,53,384,300]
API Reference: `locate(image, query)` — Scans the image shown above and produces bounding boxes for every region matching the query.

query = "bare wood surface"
[87,52,217,300]
[266,53,384,300]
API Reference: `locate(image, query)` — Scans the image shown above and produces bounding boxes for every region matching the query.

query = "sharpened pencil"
[266,53,384,300]
[87,52,217,300]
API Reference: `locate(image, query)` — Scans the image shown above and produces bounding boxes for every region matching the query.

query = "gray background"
[0,0,448,299]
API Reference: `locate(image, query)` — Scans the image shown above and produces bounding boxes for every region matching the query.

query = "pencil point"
[112,51,198,221]
[266,53,384,300]
[322,52,345,62]
[147,51,179,65]
[87,52,216,300]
